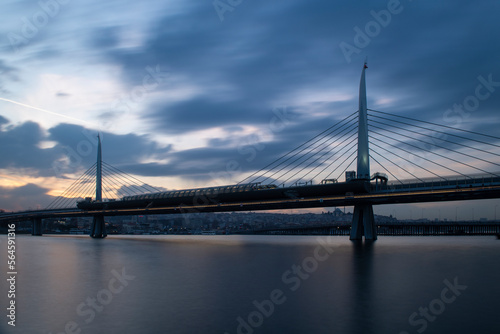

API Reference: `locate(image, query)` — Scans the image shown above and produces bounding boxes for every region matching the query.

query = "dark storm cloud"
[48,123,173,167]
[85,0,500,144]
[0,59,16,75]
[89,26,122,49]
[93,1,361,133]
[0,183,52,211]
[0,120,172,177]
[0,114,8,126]
[0,59,19,94]
[148,98,281,135]
[119,110,360,183]
[0,120,61,175]
[55,91,70,97]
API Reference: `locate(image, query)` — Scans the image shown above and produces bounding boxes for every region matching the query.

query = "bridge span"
[2,63,500,240]
[2,175,500,220]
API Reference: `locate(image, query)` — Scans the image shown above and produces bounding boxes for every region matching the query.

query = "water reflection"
[3,235,499,334]
[349,240,375,334]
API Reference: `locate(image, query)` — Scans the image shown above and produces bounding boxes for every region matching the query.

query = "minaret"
[357,62,370,180]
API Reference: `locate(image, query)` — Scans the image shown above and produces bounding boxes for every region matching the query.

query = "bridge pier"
[32,217,43,236]
[350,204,377,240]
[90,215,107,238]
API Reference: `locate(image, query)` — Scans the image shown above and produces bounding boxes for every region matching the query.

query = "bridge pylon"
[90,134,107,238]
[32,217,42,236]
[350,63,377,241]
[90,215,107,238]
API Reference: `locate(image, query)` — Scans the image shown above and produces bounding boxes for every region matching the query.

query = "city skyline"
[1,0,500,219]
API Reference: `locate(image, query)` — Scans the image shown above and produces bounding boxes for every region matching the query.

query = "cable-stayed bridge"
[2,63,500,240]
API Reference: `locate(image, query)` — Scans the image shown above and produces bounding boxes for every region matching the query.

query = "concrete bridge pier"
[32,217,42,236]
[350,204,377,240]
[90,215,107,238]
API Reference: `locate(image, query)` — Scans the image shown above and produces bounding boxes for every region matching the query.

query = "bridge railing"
[373,172,500,193]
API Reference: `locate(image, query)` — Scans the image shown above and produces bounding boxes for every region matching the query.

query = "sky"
[1,0,500,219]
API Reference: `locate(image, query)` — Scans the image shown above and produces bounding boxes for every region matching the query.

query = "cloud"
[0,183,51,211]
[0,114,8,126]
[56,91,70,98]
[0,59,18,94]
[0,0,499,216]
[0,120,61,175]
[48,123,173,166]
[0,120,173,178]
[78,0,499,143]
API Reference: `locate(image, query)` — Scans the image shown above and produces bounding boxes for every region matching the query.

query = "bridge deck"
[2,181,500,223]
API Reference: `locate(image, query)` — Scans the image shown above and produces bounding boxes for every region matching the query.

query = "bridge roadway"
[2,176,500,223]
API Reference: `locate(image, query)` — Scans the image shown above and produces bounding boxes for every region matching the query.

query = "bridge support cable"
[251,114,358,185]
[100,164,153,198]
[369,138,459,180]
[370,148,424,183]
[369,123,500,170]
[102,162,162,195]
[101,184,116,202]
[277,126,359,186]
[238,111,358,185]
[369,154,403,185]
[46,163,97,209]
[99,166,136,197]
[47,164,96,208]
[268,121,358,185]
[45,161,162,211]
[370,133,469,179]
[366,110,500,184]
[302,138,358,183]
[334,154,358,182]
[367,111,500,174]
[370,129,499,178]
[101,164,147,197]
[287,129,359,185]
[368,118,500,160]
[368,109,500,146]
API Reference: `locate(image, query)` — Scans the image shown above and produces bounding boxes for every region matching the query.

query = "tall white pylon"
[350,62,376,241]
[357,62,370,180]
[96,134,102,202]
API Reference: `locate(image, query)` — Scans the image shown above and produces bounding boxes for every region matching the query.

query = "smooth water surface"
[1,235,499,334]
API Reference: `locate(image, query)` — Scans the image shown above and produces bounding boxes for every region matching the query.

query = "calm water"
[1,235,499,334]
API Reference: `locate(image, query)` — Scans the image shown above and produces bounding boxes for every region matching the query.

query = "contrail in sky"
[0,97,91,125]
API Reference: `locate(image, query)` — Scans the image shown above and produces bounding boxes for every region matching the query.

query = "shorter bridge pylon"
[32,217,42,236]
[90,135,107,238]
